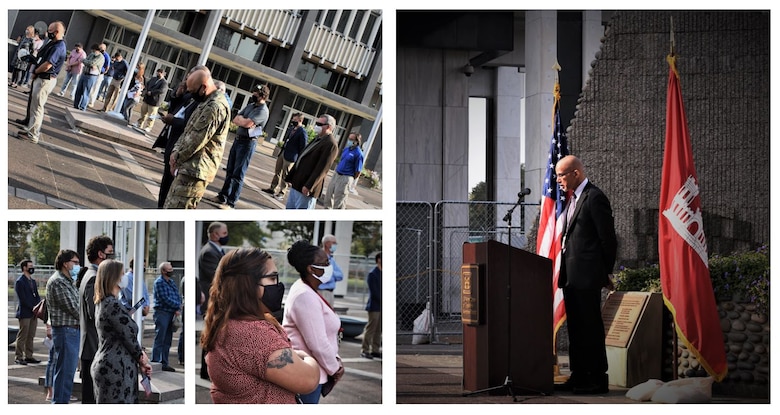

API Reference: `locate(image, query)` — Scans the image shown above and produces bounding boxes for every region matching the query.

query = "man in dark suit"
[555,155,617,395]
[198,221,228,380]
[284,113,339,209]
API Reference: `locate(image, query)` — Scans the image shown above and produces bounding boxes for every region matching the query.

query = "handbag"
[171,314,181,331]
[32,298,47,321]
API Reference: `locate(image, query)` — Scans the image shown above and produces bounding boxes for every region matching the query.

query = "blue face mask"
[70,264,81,280]
[329,244,337,254]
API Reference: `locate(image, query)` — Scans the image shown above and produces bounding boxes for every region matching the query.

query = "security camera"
[463,64,475,77]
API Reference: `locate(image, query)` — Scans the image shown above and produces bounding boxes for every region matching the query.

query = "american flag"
[536,80,569,342]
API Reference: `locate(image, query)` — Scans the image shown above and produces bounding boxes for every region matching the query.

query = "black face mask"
[27,267,35,274]
[261,282,285,312]
[47,32,56,40]
[191,86,207,102]
[218,235,229,246]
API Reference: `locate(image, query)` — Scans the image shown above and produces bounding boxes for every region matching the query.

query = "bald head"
[555,155,586,193]
[187,68,216,98]
[48,21,66,41]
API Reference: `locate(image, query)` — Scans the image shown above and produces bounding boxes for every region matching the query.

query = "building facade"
[8,9,383,171]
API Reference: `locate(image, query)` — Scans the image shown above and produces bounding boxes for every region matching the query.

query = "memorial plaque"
[461,264,480,325]
[602,292,649,348]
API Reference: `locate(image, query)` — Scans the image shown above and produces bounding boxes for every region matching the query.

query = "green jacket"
[173,90,230,182]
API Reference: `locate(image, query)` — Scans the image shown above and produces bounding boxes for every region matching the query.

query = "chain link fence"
[397,200,539,344]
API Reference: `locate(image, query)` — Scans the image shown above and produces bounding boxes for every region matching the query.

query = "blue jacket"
[282,125,308,163]
[318,254,344,291]
[15,274,41,319]
[365,266,381,312]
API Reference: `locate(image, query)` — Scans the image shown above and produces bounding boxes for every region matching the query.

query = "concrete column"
[582,11,604,88]
[333,221,354,299]
[495,66,525,205]
[524,11,558,232]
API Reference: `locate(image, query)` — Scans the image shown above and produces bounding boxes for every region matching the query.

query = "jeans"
[218,137,257,206]
[45,344,56,388]
[177,307,184,364]
[152,309,175,366]
[122,98,138,121]
[59,71,80,97]
[51,326,80,404]
[298,384,323,404]
[286,188,317,209]
[97,75,112,99]
[74,74,98,111]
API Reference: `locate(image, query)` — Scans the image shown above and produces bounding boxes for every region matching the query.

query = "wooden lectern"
[461,240,554,396]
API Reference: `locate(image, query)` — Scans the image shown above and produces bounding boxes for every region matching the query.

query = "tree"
[351,221,382,257]
[199,221,269,248]
[30,222,61,265]
[265,222,315,247]
[8,221,35,265]
[469,181,495,232]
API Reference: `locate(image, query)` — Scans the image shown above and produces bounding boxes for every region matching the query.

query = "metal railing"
[397,200,540,344]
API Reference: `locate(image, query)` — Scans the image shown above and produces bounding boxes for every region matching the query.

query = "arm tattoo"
[267,348,295,369]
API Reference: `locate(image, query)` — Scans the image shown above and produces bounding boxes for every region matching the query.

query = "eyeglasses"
[257,272,280,287]
[315,122,327,127]
[70,259,80,264]
[556,170,575,178]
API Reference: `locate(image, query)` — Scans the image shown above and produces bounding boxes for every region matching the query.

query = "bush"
[614,245,769,314]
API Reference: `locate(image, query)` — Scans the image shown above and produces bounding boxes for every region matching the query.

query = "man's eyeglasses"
[315,122,326,127]
[556,170,575,178]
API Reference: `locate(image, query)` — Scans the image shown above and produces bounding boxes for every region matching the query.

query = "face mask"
[192,87,207,102]
[134,67,139,74]
[311,264,333,284]
[119,273,129,289]
[314,125,322,135]
[289,121,298,128]
[47,32,55,40]
[103,252,116,260]
[218,235,229,246]
[329,244,337,254]
[27,267,35,274]
[348,140,355,147]
[249,95,258,104]
[70,264,81,280]
[261,282,285,312]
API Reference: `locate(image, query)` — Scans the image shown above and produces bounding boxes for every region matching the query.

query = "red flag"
[536,80,568,343]
[659,54,727,381]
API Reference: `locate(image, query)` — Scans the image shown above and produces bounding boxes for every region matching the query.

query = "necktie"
[566,193,577,229]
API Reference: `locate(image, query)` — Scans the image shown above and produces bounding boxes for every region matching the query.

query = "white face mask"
[314,125,323,135]
[311,264,333,284]
[118,273,129,289]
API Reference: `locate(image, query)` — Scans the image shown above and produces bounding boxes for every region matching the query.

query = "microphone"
[517,188,531,198]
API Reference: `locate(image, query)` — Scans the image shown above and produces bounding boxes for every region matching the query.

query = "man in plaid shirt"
[152,262,181,372]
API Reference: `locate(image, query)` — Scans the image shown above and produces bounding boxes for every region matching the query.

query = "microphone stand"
[463,191,528,401]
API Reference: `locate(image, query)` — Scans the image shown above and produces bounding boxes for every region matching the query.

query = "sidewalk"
[395,340,769,404]
[7,84,382,210]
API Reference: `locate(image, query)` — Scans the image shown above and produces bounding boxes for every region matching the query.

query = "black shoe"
[370,352,382,359]
[14,358,27,365]
[12,118,28,125]
[360,352,373,359]
[261,188,275,195]
[25,357,41,364]
[161,365,176,372]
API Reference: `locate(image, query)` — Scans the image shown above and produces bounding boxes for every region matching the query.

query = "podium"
[461,240,553,395]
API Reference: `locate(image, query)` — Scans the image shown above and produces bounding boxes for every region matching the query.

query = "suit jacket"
[15,274,40,319]
[559,181,618,290]
[79,266,99,360]
[285,134,338,198]
[198,241,224,296]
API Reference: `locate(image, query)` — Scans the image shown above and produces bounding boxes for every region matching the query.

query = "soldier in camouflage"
[164,68,230,209]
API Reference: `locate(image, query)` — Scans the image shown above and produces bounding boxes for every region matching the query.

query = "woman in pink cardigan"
[283,240,345,403]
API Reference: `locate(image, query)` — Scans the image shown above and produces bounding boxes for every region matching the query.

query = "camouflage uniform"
[164,90,230,209]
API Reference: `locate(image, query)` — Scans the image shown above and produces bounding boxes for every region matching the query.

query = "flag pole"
[550,60,568,384]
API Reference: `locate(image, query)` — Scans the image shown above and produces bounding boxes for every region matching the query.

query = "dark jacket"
[198,241,224,310]
[143,75,169,106]
[559,181,618,290]
[282,125,308,163]
[365,266,381,312]
[15,274,41,319]
[285,134,339,198]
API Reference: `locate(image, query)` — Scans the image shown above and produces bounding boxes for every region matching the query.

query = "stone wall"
[672,300,770,398]
[567,11,770,268]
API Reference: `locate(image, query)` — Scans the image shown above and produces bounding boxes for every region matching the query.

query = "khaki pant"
[269,155,294,194]
[15,317,38,360]
[27,77,57,140]
[138,102,160,129]
[324,173,353,209]
[164,174,207,209]
[361,311,382,355]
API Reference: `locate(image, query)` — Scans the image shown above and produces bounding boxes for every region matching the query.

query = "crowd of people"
[9,20,372,210]
[13,235,183,404]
